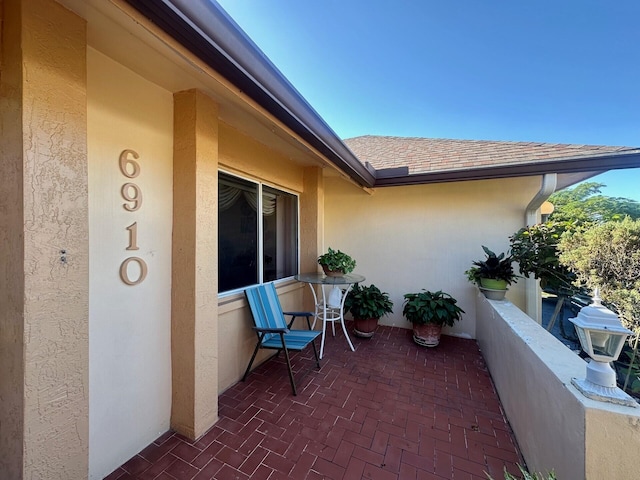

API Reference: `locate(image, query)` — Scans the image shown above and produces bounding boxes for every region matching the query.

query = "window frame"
[217,169,300,297]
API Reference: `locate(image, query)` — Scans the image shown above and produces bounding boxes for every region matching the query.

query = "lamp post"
[569,289,637,407]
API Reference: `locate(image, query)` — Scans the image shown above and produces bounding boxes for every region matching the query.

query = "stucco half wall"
[476,293,640,479]
[323,175,542,338]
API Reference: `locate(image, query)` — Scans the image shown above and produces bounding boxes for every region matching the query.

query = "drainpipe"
[524,173,557,324]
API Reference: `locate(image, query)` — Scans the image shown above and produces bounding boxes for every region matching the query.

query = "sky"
[215,0,640,200]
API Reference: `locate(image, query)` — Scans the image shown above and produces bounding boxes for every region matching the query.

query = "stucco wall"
[87,48,173,479]
[216,128,312,393]
[324,176,539,338]
[476,294,640,479]
[1,1,89,478]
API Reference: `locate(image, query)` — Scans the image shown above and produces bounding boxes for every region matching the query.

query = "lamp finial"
[592,287,602,307]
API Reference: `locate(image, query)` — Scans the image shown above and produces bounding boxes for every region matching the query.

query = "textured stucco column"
[171,89,219,439]
[0,0,89,478]
[300,167,324,273]
[299,167,324,311]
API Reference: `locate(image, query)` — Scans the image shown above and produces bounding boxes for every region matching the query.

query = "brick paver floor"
[106,323,523,479]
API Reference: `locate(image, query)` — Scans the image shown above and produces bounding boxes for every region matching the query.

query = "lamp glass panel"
[587,330,625,359]
[574,327,591,353]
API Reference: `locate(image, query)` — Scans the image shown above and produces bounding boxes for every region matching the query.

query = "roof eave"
[373,151,640,187]
[123,0,376,188]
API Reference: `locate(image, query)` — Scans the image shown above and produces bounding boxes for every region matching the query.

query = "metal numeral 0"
[119,257,148,286]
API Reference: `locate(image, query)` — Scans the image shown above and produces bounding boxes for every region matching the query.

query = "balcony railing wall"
[475,291,640,479]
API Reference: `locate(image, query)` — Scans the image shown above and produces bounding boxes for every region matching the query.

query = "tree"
[558,217,640,333]
[509,222,579,295]
[548,182,640,226]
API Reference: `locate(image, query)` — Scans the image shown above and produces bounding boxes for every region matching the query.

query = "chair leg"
[311,337,321,370]
[279,333,297,395]
[243,339,263,382]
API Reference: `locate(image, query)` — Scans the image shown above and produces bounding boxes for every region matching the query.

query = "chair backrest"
[245,283,288,342]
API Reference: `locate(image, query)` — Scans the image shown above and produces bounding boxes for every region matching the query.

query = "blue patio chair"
[243,283,321,395]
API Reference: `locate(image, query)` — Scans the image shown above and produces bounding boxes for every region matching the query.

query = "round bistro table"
[294,272,365,359]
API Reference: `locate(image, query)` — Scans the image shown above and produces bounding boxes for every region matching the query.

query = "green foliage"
[616,347,640,395]
[317,247,356,274]
[465,246,517,285]
[548,182,640,226]
[344,283,394,320]
[486,464,557,480]
[402,290,465,327]
[509,222,579,294]
[558,217,640,332]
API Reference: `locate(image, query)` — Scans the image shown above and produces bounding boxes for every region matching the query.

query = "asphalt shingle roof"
[345,135,639,176]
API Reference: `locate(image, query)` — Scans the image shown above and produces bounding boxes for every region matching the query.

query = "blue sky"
[216,0,639,200]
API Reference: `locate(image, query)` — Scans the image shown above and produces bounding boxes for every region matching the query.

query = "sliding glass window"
[218,172,298,293]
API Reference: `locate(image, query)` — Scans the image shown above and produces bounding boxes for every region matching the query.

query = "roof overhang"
[373,150,640,187]
[123,0,376,188]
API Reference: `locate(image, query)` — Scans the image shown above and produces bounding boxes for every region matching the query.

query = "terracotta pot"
[412,323,442,347]
[321,264,344,277]
[353,317,379,338]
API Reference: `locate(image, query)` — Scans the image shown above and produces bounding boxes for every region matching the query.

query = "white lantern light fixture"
[569,289,637,407]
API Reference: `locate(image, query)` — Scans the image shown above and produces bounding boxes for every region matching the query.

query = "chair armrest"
[252,326,289,334]
[283,311,315,330]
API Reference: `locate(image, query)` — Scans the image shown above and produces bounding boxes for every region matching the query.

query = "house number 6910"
[119,149,147,286]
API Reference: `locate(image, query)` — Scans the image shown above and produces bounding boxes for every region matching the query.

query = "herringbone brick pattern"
[106,324,522,479]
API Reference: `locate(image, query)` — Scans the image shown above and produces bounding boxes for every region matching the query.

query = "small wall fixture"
[569,289,637,407]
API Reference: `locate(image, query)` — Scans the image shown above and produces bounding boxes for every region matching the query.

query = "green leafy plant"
[558,217,640,333]
[486,464,557,480]
[615,347,640,395]
[509,222,578,295]
[558,217,640,394]
[317,247,356,274]
[344,283,394,320]
[465,246,517,286]
[402,290,464,327]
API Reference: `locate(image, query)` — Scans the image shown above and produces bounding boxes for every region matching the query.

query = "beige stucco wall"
[87,49,174,478]
[216,128,313,392]
[0,1,89,478]
[324,175,540,338]
[477,294,640,479]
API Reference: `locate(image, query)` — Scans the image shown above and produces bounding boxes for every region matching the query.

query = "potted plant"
[317,247,356,276]
[402,290,465,347]
[465,246,517,300]
[344,283,394,338]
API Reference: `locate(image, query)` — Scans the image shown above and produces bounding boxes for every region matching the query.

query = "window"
[218,172,298,293]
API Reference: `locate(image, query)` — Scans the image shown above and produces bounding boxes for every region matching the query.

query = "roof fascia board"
[123,0,376,188]
[374,151,640,187]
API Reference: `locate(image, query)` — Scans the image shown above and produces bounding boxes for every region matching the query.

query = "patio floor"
[107,323,523,480]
